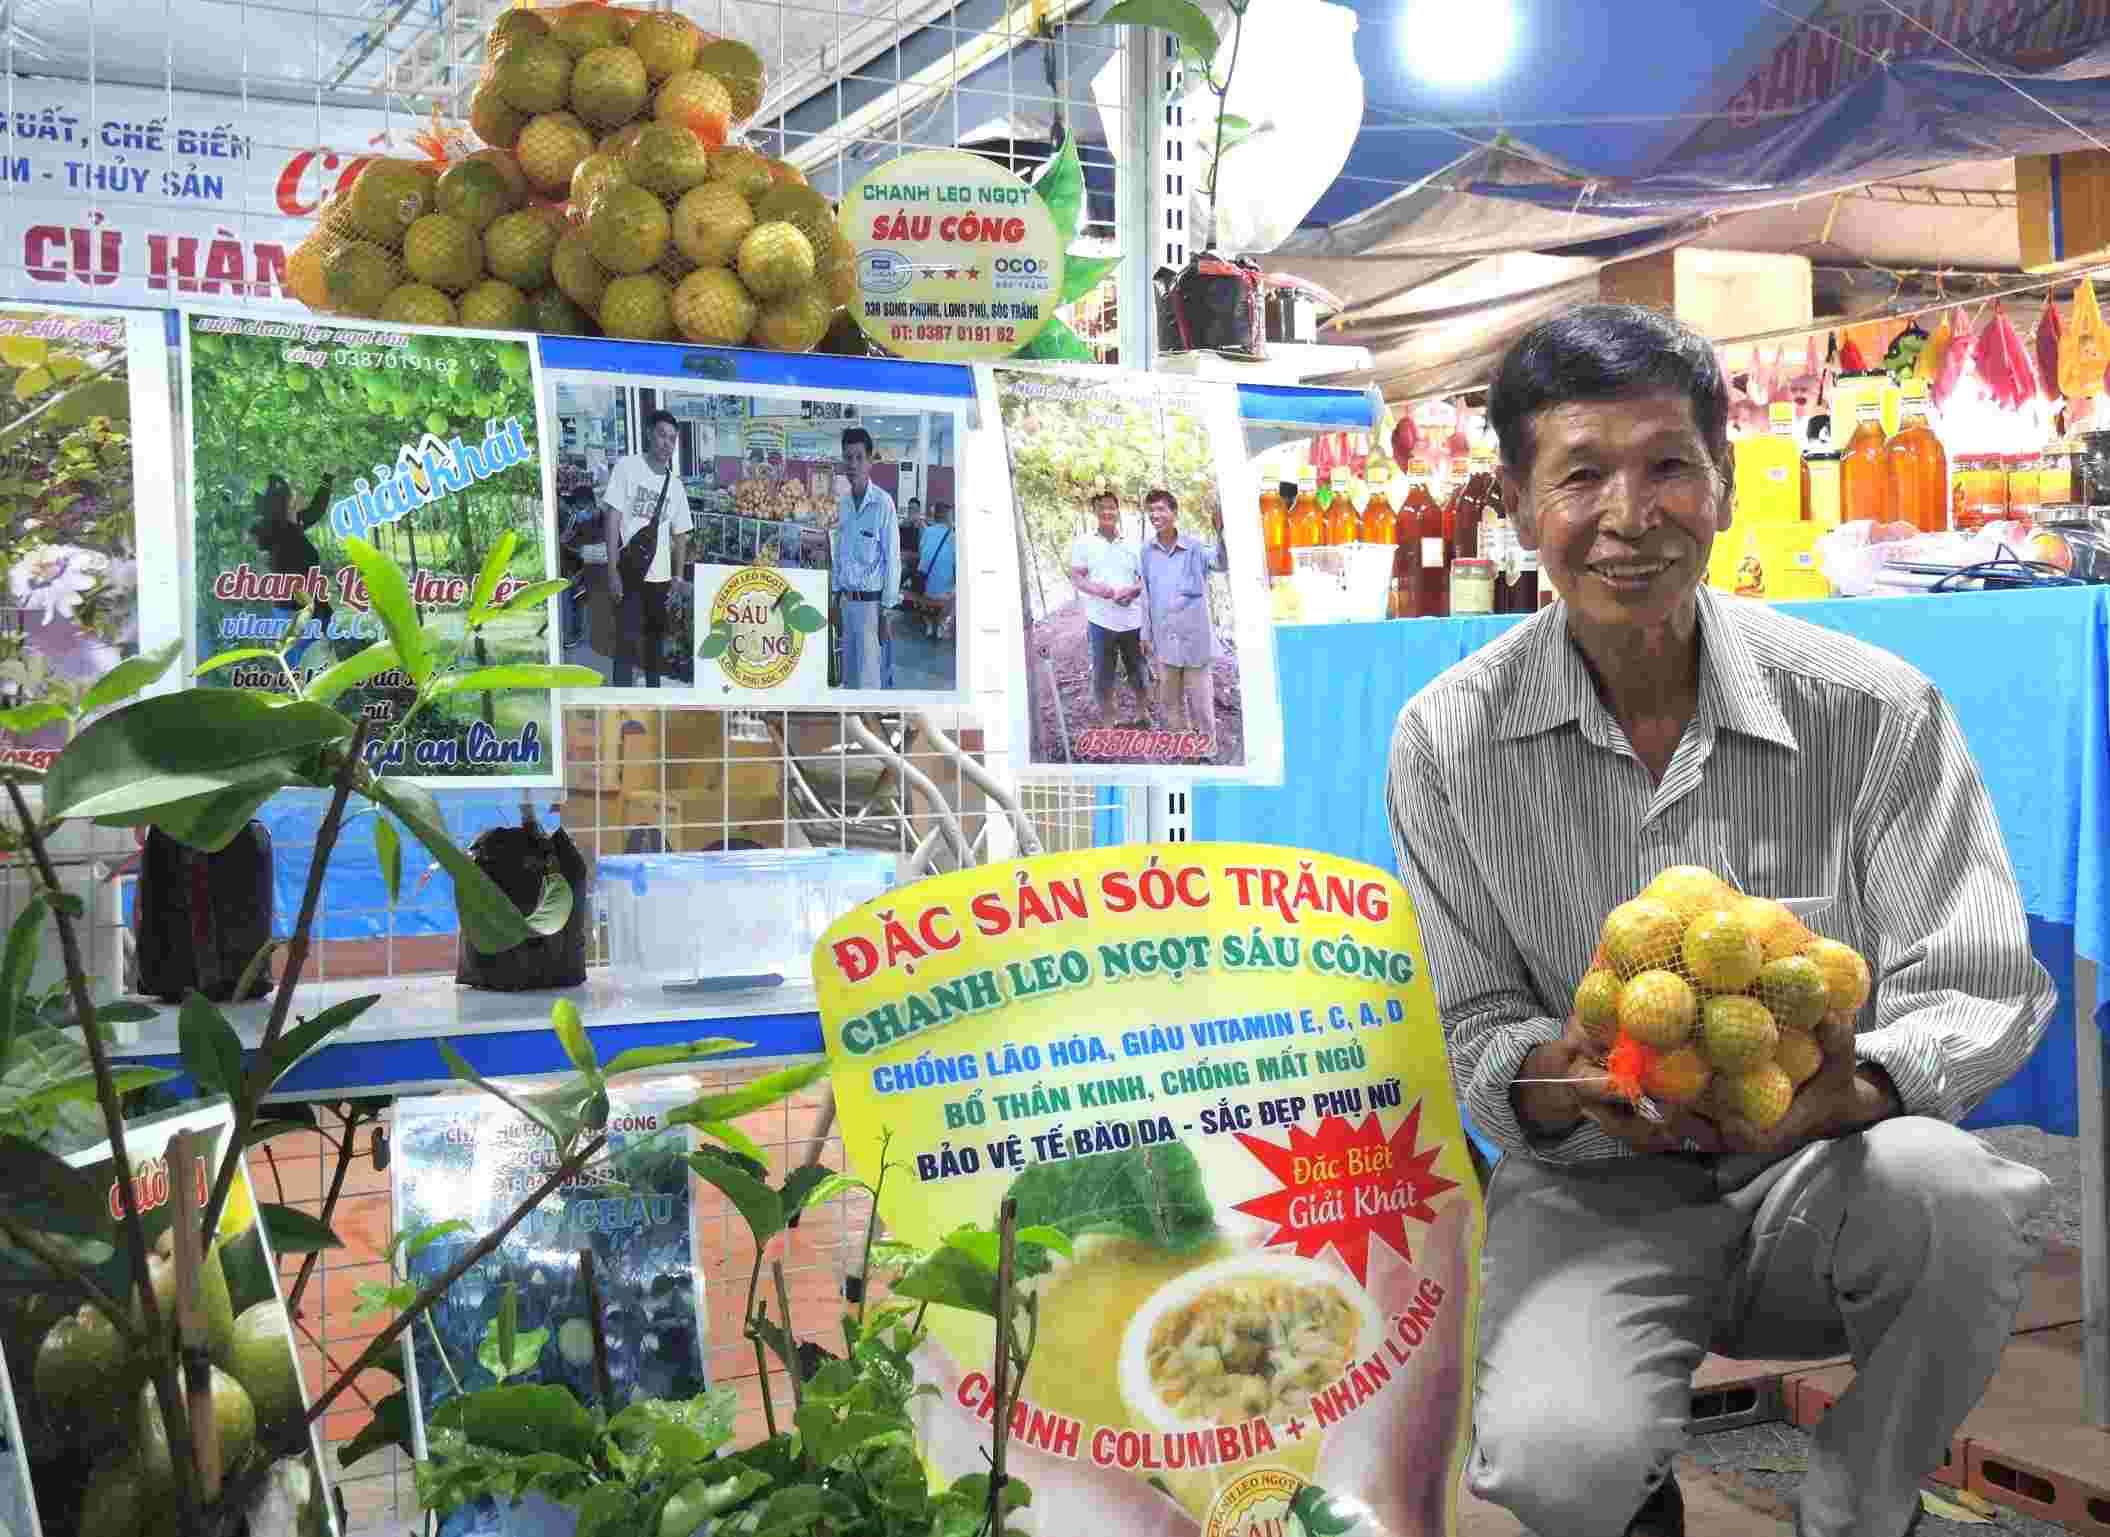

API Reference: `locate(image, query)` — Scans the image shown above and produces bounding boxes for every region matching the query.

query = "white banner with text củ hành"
[0,77,420,310]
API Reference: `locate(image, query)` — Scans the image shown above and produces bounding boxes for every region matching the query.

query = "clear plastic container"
[596,849,897,990]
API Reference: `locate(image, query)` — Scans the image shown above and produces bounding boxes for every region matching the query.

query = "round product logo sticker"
[704,566,805,690]
[839,147,1064,361]
[1204,1468,1303,1537]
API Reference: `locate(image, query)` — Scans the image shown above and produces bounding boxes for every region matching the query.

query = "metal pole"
[2077,952,2106,1427]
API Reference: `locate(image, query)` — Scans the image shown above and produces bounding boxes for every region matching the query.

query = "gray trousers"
[1468,1117,2049,1537]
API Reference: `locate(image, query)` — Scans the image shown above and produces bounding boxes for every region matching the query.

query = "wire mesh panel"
[0,0,1134,328]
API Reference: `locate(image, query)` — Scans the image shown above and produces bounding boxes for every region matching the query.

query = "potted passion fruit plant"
[412,1136,1052,1537]
[0,533,826,1537]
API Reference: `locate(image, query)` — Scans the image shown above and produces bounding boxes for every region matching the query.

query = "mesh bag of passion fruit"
[1569,864,1873,1130]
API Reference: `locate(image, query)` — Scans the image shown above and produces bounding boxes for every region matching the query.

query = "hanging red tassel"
[1605,1034,1657,1106]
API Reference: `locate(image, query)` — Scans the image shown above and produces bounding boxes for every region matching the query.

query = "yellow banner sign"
[839,148,1063,361]
[814,843,1483,1537]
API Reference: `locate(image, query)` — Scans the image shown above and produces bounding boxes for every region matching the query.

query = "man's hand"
[1140,639,1153,662]
[608,569,624,604]
[1714,1009,1896,1157]
[877,610,891,644]
[1211,507,1225,537]
[1515,1017,1723,1154]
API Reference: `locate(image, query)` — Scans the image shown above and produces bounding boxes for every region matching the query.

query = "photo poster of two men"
[0,303,185,780]
[986,364,1284,785]
[542,357,969,708]
[181,311,563,787]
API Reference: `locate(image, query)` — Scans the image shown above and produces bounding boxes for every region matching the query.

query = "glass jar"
[1952,454,2008,531]
[2039,440,2077,507]
[1449,557,1494,615]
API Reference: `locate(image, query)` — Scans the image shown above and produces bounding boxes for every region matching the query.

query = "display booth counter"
[115,969,825,1100]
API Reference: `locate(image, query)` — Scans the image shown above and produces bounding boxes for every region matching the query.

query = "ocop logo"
[992,252,1056,293]
[706,567,805,690]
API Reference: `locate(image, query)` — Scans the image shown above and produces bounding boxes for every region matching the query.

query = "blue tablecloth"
[1194,587,2110,1138]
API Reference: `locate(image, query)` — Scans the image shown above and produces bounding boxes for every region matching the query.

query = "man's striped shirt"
[1384,584,2054,1163]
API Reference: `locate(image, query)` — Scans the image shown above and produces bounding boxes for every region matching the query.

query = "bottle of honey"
[1840,398,1894,524]
[1449,451,1496,557]
[1324,466,1359,545]
[1260,475,1291,578]
[1288,465,1324,551]
[1885,381,1948,534]
[1360,462,1396,545]
[1404,457,1448,618]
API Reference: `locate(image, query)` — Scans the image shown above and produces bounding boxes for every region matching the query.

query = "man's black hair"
[643,408,678,433]
[1487,303,1730,480]
[841,426,875,455]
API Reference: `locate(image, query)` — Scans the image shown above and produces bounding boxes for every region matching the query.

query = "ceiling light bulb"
[1403,0,1515,89]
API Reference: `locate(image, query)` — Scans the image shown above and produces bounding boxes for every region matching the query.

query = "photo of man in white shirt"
[1067,490,1152,726]
[832,425,898,690]
[600,408,693,688]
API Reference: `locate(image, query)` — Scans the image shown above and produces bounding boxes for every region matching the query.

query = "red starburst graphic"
[1231,1103,1459,1286]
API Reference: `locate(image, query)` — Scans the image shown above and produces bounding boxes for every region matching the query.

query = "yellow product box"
[1709,523,1832,601]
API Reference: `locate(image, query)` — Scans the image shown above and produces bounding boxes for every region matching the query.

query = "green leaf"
[120,765,302,853]
[1033,131,1085,249]
[178,991,245,1099]
[341,536,433,686]
[496,1280,518,1376]
[488,578,571,616]
[1015,1223,1074,1258]
[350,1279,419,1320]
[697,631,729,661]
[338,1388,415,1467]
[1100,0,1219,65]
[305,642,401,707]
[525,872,574,938]
[193,646,281,678]
[751,1486,861,1537]
[791,1171,871,1214]
[42,692,355,822]
[79,640,183,716]
[437,1040,576,1149]
[265,995,378,1090]
[777,1164,836,1219]
[468,530,519,623]
[259,1203,344,1253]
[0,701,70,735]
[478,1320,548,1384]
[388,1218,471,1265]
[795,1402,903,1468]
[601,1038,748,1078]
[1217,112,1251,135]
[784,604,827,635]
[686,1148,784,1245]
[431,1383,599,1462]
[0,897,49,1063]
[575,1485,639,1537]
[1018,315,1097,362]
[692,1119,766,1167]
[1006,1140,1217,1253]
[0,1132,112,1236]
[891,1244,1000,1318]
[607,1388,738,1467]
[368,779,534,953]
[92,1001,158,1026]
[373,815,402,905]
[1059,251,1121,306]
[667,1060,828,1129]
[429,663,602,698]
[552,998,597,1078]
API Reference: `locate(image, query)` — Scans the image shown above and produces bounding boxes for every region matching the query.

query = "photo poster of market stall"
[0,1099,342,1537]
[0,303,184,782]
[983,365,1285,784]
[812,843,1484,1536]
[540,340,970,705]
[393,1082,706,1537]
[540,346,974,705]
[178,310,564,786]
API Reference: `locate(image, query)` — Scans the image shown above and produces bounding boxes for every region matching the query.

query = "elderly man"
[1138,488,1225,753]
[1385,304,2052,1537]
